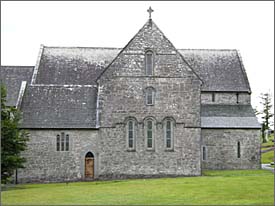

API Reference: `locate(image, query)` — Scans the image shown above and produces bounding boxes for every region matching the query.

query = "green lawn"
[262,141,274,147]
[2,170,274,205]
[262,150,274,164]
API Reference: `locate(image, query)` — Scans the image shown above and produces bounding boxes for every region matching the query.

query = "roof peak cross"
[147,6,154,19]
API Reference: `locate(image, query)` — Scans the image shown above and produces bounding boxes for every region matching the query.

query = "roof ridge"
[44,46,122,50]
[30,84,97,87]
[1,65,34,68]
[178,49,237,51]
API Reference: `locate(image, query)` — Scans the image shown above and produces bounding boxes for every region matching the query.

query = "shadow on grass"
[1,185,29,191]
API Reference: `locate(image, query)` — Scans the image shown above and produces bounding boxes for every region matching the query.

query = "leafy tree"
[258,92,274,143]
[1,85,29,184]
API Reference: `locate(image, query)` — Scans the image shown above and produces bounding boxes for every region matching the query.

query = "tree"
[258,92,274,143]
[1,85,29,184]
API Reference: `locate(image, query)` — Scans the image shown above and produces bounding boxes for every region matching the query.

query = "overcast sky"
[1,1,274,114]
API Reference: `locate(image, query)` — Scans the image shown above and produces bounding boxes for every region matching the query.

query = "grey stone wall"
[201,92,251,105]
[201,129,261,170]
[96,20,202,177]
[18,129,99,183]
[98,125,201,178]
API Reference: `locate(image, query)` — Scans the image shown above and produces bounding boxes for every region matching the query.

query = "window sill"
[164,149,174,152]
[146,148,155,152]
[126,149,136,152]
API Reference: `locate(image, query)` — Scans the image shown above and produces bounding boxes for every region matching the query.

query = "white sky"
[1,1,274,114]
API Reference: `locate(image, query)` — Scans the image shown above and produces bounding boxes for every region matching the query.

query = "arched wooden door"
[85,152,94,178]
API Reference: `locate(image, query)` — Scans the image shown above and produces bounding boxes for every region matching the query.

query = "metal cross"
[147,6,154,19]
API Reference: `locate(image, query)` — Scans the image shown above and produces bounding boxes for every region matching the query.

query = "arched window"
[145,87,155,105]
[145,50,153,76]
[65,134,69,151]
[128,120,134,149]
[145,118,155,149]
[164,118,174,150]
[56,134,60,151]
[237,141,241,158]
[126,118,136,150]
[61,132,65,151]
[165,119,172,149]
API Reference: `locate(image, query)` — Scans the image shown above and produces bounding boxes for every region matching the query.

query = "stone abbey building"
[1,13,261,183]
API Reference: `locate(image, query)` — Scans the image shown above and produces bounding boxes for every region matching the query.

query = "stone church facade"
[1,16,261,183]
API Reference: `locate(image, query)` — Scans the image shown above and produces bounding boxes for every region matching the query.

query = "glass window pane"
[61,133,65,151]
[129,139,133,148]
[128,121,134,149]
[147,120,153,148]
[237,142,241,158]
[129,121,133,131]
[166,131,171,140]
[202,146,206,160]
[146,53,153,75]
[166,139,171,148]
[129,131,133,139]
[166,121,171,130]
[147,94,153,104]
[147,120,152,130]
[56,135,60,151]
[65,135,69,151]
[147,136,152,148]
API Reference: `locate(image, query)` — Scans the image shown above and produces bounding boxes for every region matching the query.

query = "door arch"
[85,152,94,178]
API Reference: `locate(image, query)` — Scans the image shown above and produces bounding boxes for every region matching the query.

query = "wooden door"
[85,157,94,178]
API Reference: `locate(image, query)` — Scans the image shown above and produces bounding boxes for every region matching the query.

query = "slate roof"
[34,46,120,85]
[0,66,34,106]
[33,46,251,93]
[2,47,254,129]
[179,49,251,92]
[201,104,261,128]
[20,85,97,129]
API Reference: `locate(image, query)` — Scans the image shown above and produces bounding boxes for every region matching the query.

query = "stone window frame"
[202,145,207,161]
[144,117,156,151]
[56,132,70,152]
[237,141,241,158]
[125,117,138,151]
[163,117,175,151]
[145,49,154,76]
[144,86,156,106]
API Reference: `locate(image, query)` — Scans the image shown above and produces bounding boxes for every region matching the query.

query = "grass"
[262,150,274,164]
[262,141,274,147]
[2,170,274,205]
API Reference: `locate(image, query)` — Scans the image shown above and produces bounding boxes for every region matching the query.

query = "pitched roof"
[201,104,261,128]
[32,46,251,93]
[20,85,97,129]
[179,49,251,92]
[96,20,202,82]
[34,46,120,85]
[0,66,34,106]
